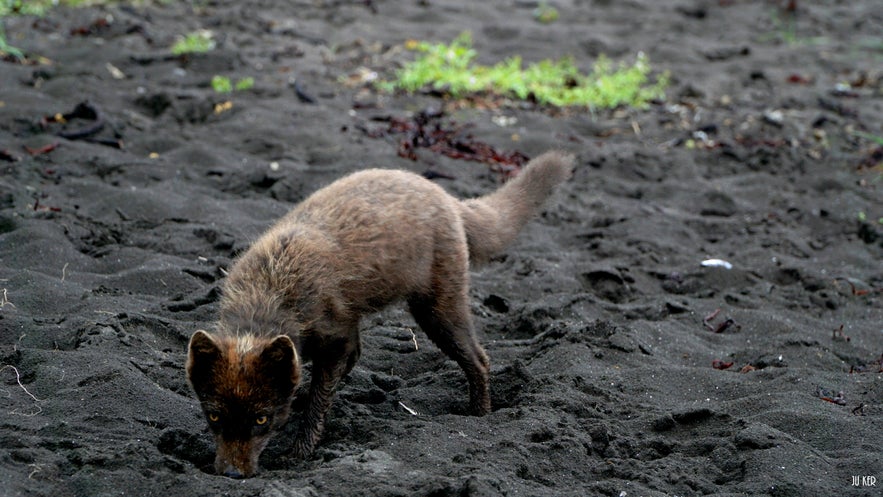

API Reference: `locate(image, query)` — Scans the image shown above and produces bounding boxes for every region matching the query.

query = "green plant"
[760,8,828,46]
[1,0,151,61]
[533,2,558,24]
[2,1,52,17]
[211,75,254,93]
[211,75,233,93]
[1,0,121,17]
[770,9,798,45]
[3,1,169,14]
[853,131,883,146]
[855,211,882,225]
[234,76,254,91]
[376,32,667,109]
[0,1,36,60]
[171,29,215,55]
[0,22,23,60]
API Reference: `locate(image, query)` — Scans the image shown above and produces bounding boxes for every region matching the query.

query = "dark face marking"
[203,398,280,478]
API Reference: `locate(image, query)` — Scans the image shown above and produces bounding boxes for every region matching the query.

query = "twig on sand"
[398,401,419,416]
[61,263,69,282]
[0,288,14,309]
[1,365,44,416]
[13,333,26,353]
[408,328,419,351]
[1,365,42,402]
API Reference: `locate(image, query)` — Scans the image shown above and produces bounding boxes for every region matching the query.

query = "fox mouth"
[219,466,248,479]
[214,436,270,479]
[210,418,279,479]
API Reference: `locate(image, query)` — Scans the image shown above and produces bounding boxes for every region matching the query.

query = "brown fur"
[186,150,574,478]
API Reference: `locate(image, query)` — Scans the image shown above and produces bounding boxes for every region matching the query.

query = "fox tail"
[458,150,574,264]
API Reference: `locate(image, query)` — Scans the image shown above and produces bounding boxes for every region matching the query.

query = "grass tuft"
[171,29,215,55]
[533,2,558,24]
[211,75,254,93]
[377,32,668,109]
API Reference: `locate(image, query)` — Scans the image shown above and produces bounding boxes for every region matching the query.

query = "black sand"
[0,1,881,496]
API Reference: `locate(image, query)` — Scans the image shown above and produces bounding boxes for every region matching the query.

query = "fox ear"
[259,335,301,398]
[187,330,221,395]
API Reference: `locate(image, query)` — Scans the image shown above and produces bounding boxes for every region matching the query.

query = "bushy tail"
[459,150,574,264]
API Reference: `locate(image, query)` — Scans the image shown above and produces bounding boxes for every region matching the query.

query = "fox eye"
[255,415,268,426]
[208,413,220,422]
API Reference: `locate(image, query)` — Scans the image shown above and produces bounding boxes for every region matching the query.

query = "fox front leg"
[292,346,354,458]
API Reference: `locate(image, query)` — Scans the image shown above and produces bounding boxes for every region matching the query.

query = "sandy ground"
[1,1,881,496]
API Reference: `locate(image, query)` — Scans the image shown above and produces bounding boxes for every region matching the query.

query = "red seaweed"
[358,109,529,179]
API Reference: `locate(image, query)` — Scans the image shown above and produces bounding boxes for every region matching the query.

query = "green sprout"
[853,131,883,147]
[770,9,798,45]
[211,75,254,93]
[211,75,233,93]
[234,76,254,91]
[171,30,215,55]
[0,23,24,60]
[377,32,667,109]
[0,0,44,60]
[856,211,883,225]
[533,2,559,24]
[760,8,828,46]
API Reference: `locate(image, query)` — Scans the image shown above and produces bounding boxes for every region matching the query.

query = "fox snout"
[214,437,265,479]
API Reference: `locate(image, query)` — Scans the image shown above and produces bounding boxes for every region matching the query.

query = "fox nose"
[222,467,245,479]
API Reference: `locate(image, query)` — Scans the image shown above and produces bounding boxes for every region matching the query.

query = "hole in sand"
[579,270,630,303]
[156,428,215,474]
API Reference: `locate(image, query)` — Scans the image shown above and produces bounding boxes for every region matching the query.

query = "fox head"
[186,330,301,478]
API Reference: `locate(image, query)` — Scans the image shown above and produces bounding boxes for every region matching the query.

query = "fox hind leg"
[407,237,491,415]
[407,287,491,416]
